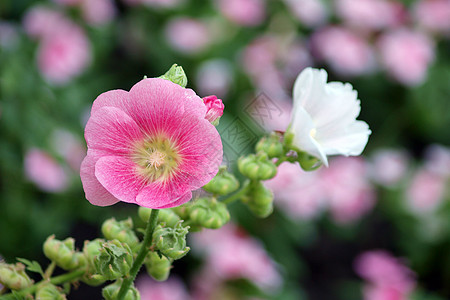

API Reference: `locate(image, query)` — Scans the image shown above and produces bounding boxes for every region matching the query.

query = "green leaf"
[16,258,44,277]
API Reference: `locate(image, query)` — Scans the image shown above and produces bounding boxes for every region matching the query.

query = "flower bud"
[82,239,106,286]
[297,152,322,171]
[202,95,224,126]
[0,262,33,290]
[101,218,139,251]
[36,283,66,300]
[144,251,172,281]
[238,153,277,181]
[255,132,284,158]
[189,198,230,229]
[158,64,187,88]
[43,235,83,271]
[152,222,190,260]
[139,208,181,228]
[171,203,191,220]
[203,166,239,195]
[102,279,140,300]
[244,182,274,218]
[94,240,133,281]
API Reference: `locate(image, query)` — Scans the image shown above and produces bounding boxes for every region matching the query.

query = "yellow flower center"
[132,135,180,183]
[310,128,317,139]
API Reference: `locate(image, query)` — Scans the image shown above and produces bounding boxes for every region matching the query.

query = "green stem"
[117,209,159,300]
[44,261,56,280]
[221,181,250,204]
[0,268,85,300]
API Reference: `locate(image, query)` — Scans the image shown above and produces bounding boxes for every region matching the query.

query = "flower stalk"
[116,209,160,300]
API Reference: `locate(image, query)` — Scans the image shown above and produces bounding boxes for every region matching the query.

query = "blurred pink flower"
[424,144,450,177]
[81,0,116,26]
[196,59,232,98]
[136,275,190,300]
[414,0,450,34]
[192,224,281,290]
[80,78,222,208]
[283,0,328,27]
[369,149,409,187]
[37,24,91,85]
[355,250,416,300]
[265,162,325,220]
[140,0,183,8]
[242,36,277,77]
[335,0,406,31]
[377,28,435,86]
[311,26,376,76]
[23,6,72,39]
[202,95,224,125]
[50,129,86,172]
[406,168,446,213]
[217,0,266,27]
[53,0,81,6]
[321,157,375,224]
[24,148,69,193]
[165,18,210,54]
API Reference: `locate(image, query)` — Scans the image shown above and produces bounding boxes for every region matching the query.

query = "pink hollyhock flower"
[311,26,376,76]
[406,168,446,214]
[424,144,450,177]
[23,6,72,39]
[414,0,450,34]
[377,28,435,86]
[265,162,325,220]
[335,0,406,31]
[195,59,232,98]
[24,148,69,193]
[192,224,281,290]
[136,275,190,300]
[321,157,375,224]
[202,95,224,125]
[37,24,91,85]
[80,78,223,208]
[80,0,116,26]
[283,0,328,27]
[216,0,266,27]
[165,18,210,54]
[369,149,409,187]
[355,251,416,300]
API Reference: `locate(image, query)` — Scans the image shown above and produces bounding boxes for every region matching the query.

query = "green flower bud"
[94,240,133,281]
[189,198,230,229]
[36,283,66,300]
[139,208,181,228]
[101,218,140,251]
[297,152,322,171]
[0,262,33,290]
[152,222,190,260]
[144,252,172,281]
[203,166,239,195]
[255,132,284,158]
[81,239,106,286]
[102,279,140,300]
[238,153,277,181]
[43,235,83,271]
[158,64,187,88]
[171,203,192,220]
[244,182,274,218]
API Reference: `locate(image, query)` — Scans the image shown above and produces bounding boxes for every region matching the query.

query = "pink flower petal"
[95,155,145,203]
[126,78,206,134]
[136,182,192,208]
[91,89,130,115]
[80,150,120,206]
[85,106,143,155]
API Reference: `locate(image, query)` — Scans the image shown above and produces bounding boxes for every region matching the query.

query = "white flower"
[287,68,371,166]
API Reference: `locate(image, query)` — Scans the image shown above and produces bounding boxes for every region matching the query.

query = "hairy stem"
[117,209,159,300]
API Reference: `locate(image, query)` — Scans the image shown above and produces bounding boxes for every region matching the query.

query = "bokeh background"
[0,0,449,299]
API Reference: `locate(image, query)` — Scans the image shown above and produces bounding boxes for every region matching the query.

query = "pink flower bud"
[202,95,224,125]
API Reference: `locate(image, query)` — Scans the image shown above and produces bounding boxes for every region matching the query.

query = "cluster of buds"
[93,240,133,281]
[203,166,240,195]
[189,198,230,229]
[152,221,190,260]
[101,218,140,251]
[0,262,33,290]
[43,236,85,271]
[238,153,277,181]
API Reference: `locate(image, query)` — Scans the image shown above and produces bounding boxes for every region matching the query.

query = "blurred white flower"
[287,68,371,166]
